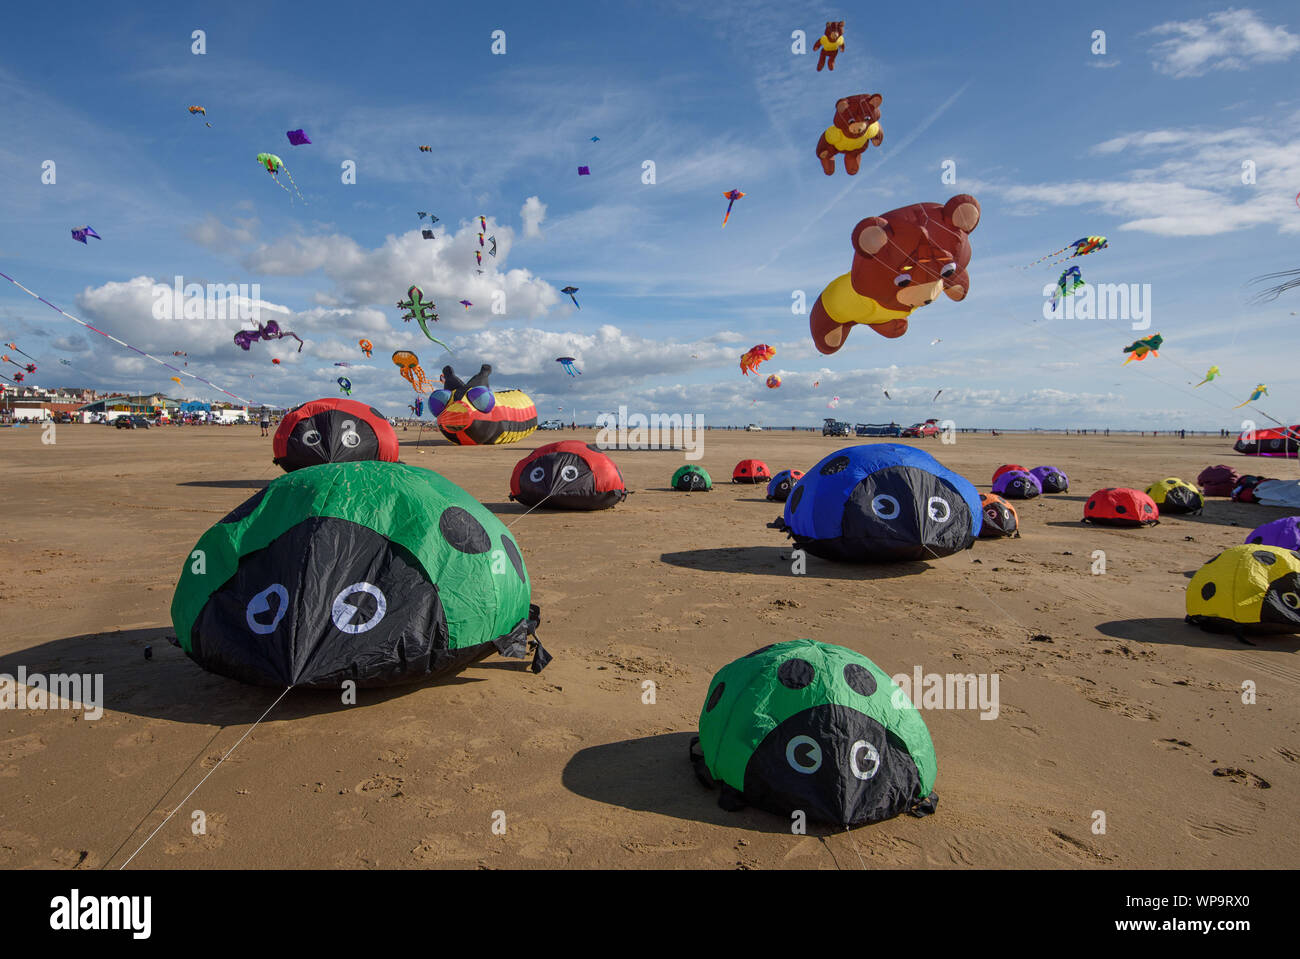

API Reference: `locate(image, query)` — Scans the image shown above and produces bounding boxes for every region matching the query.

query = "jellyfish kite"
[1023,235,1107,269]
[1121,332,1162,365]
[256,153,305,203]
[560,286,580,309]
[740,344,776,376]
[556,356,582,377]
[721,189,746,228]
[70,226,101,244]
[358,338,373,358]
[1050,266,1085,311]
[458,300,472,310]
[1194,366,1220,387]
[338,376,352,396]
[1234,384,1269,409]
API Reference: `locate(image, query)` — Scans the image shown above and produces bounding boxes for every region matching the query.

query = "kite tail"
[280,165,307,204]
[1020,247,1070,270]
[271,174,293,200]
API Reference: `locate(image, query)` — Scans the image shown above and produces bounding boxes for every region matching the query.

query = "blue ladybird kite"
[771,443,981,562]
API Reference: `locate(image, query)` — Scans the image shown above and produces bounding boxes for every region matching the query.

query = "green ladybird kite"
[171,461,550,687]
[671,464,713,491]
[691,639,937,827]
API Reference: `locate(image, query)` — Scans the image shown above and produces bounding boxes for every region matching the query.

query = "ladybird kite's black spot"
[439,506,491,553]
[1201,581,1216,600]
[844,663,877,697]
[369,407,384,419]
[820,455,851,476]
[1253,550,1277,566]
[500,534,526,582]
[1115,504,1127,514]
[1249,536,1264,544]
[778,658,815,690]
[789,484,805,512]
[1087,499,1096,510]
[706,682,726,712]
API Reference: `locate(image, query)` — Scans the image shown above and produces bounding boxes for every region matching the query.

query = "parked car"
[822,418,851,437]
[745,424,763,432]
[114,415,151,430]
[901,418,941,438]
[538,419,565,430]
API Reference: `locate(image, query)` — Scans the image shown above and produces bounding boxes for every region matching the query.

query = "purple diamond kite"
[578,166,590,176]
[286,129,311,145]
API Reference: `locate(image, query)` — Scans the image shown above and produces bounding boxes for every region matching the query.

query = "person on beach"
[260,411,271,436]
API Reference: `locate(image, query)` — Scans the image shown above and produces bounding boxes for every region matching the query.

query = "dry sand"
[0,423,1296,869]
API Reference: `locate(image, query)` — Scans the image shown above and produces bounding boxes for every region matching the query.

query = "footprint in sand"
[353,773,405,798]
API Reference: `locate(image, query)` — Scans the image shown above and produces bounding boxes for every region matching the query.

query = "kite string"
[116,684,293,869]
[0,269,258,406]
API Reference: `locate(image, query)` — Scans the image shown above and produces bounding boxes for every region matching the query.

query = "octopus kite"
[392,350,435,393]
[740,344,776,375]
[233,319,304,353]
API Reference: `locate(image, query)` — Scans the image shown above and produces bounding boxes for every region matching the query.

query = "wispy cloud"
[1147,7,1300,78]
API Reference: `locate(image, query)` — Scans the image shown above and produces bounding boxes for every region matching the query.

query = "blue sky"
[1,0,1298,429]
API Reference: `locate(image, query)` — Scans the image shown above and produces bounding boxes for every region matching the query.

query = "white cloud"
[1148,8,1300,77]
[520,196,547,239]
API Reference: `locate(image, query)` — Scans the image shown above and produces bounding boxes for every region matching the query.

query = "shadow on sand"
[0,627,531,725]
[659,546,930,580]
[1095,617,1300,652]
[561,732,853,836]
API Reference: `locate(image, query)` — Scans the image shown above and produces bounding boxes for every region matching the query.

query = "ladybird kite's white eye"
[849,740,881,780]
[785,735,823,774]
[872,494,900,519]
[302,429,321,446]
[1283,592,1300,610]
[927,496,952,523]
[529,466,545,483]
[559,464,579,482]
[940,262,957,278]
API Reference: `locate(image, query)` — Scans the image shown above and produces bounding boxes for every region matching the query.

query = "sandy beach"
[0,424,1296,869]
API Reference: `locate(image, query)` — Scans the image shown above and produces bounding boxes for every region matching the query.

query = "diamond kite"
[286,129,311,145]
[71,226,101,244]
